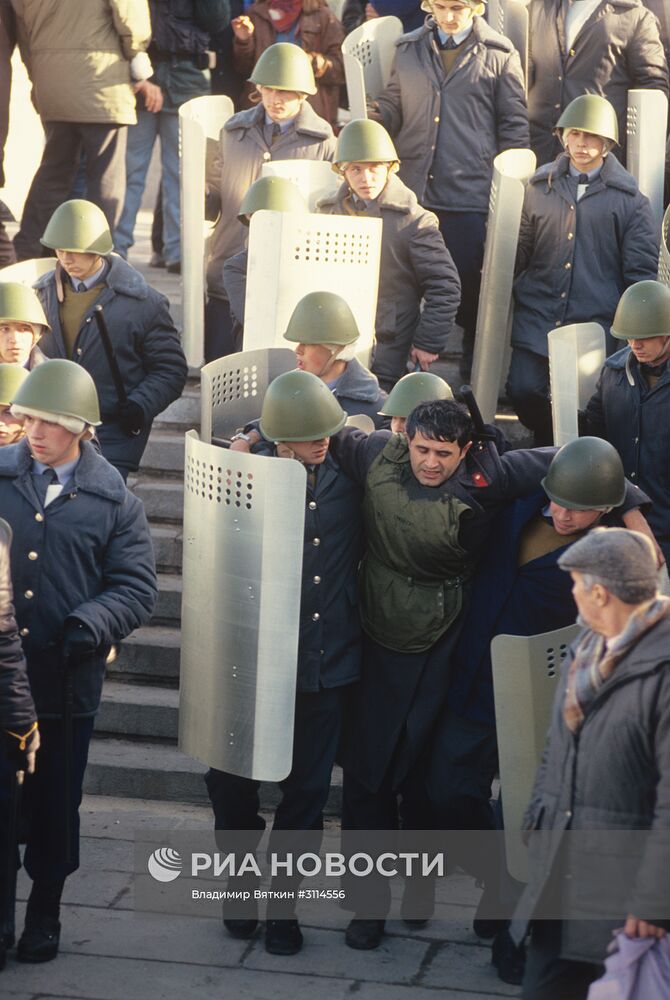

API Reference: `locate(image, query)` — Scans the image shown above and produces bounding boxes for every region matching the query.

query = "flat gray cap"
[557,527,657,586]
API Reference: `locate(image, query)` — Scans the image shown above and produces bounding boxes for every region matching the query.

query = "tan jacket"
[11,0,151,125]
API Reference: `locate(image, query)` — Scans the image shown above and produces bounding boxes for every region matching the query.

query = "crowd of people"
[0,0,668,999]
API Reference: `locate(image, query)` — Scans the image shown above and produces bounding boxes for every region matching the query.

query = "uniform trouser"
[522,921,603,1000]
[204,296,237,362]
[0,717,95,886]
[205,686,347,915]
[432,210,487,378]
[372,335,417,392]
[506,347,554,446]
[14,122,127,261]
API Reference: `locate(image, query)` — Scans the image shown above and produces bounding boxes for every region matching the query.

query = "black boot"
[491,926,526,986]
[345,918,385,950]
[17,880,64,963]
[265,919,303,956]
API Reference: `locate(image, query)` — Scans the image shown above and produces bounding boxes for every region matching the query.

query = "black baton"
[62,655,74,868]
[93,305,128,407]
[460,385,497,442]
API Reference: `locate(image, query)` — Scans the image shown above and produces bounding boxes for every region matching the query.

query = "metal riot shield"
[179,95,235,368]
[0,258,56,284]
[260,160,340,212]
[200,347,296,443]
[492,623,579,883]
[626,89,668,232]
[180,431,306,780]
[342,16,403,120]
[471,148,537,424]
[487,0,529,86]
[658,203,670,287]
[243,210,382,367]
[345,414,375,433]
[548,323,605,446]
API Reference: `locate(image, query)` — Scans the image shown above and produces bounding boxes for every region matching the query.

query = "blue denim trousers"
[114,107,180,264]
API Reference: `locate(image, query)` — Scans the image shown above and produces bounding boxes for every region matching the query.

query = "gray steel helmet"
[249,43,317,95]
[0,364,28,407]
[260,369,347,441]
[610,280,670,340]
[334,119,399,169]
[40,199,113,254]
[379,371,453,418]
[541,436,625,510]
[11,358,101,426]
[0,281,50,331]
[555,94,619,145]
[238,176,308,224]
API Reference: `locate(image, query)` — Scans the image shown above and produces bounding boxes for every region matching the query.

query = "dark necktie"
[271,122,281,145]
[442,35,458,50]
[77,282,87,292]
[32,467,59,507]
[578,173,589,185]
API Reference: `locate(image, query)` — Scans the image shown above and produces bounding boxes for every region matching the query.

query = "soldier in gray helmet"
[0,359,156,966]
[34,199,187,480]
[507,95,658,446]
[512,527,670,998]
[427,436,654,985]
[581,280,670,568]
[207,370,364,958]
[0,283,49,369]
[318,119,461,390]
[379,370,453,434]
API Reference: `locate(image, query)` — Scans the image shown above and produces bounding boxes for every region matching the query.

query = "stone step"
[155,387,200,430]
[97,680,178,740]
[134,479,184,524]
[141,429,186,474]
[153,573,182,625]
[84,736,343,813]
[109,625,180,685]
[151,524,182,573]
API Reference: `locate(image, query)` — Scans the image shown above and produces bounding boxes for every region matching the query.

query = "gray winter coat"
[0,517,35,732]
[318,174,461,383]
[35,255,188,474]
[0,440,157,717]
[205,102,336,299]
[374,16,528,211]
[512,153,659,356]
[512,614,670,963]
[527,0,669,166]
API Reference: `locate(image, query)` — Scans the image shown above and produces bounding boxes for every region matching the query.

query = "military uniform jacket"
[582,347,670,563]
[0,440,157,717]
[513,153,658,356]
[527,0,669,165]
[0,516,35,732]
[255,445,364,692]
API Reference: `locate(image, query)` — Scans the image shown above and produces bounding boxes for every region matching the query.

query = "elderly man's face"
[570,570,604,632]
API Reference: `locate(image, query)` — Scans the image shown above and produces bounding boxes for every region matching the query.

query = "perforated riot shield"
[492,623,579,882]
[179,431,306,780]
[0,258,56,284]
[627,89,668,232]
[179,95,234,368]
[200,347,296,443]
[342,16,403,120]
[244,210,382,366]
[260,160,340,211]
[658,204,670,287]
[471,148,537,424]
[487,0,529,86]
[548,323,605,446]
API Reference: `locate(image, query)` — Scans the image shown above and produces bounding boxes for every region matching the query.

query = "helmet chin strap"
[317,346,342,380]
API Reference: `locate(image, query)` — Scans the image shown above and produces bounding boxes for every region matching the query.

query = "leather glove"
[119,400,145,437]
[62,619,98,662]
[4,723,39,772]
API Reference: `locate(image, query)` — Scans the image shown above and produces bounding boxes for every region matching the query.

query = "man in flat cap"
[512,528,670,1000]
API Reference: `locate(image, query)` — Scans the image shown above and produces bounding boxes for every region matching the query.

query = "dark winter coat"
[512,613,670,963]
[527,0,669,166]
[148,0,230,111]
[253,445,363,692]
[34,255,188,474]
[512,153,659,357]
[205,101,336,299]
[0,517,35,732]
[375,16,528,211]
[581,347,670,563]
[0,440,157,717]
[231,0,345,125]
[318,174,461,382]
